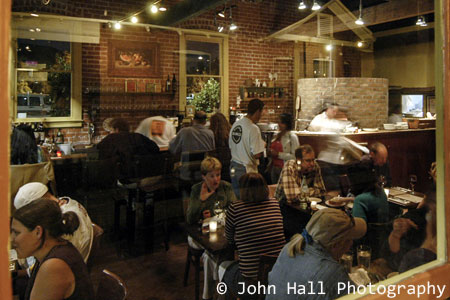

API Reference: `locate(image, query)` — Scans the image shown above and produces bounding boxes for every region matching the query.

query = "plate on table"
[362,128,379,132]
[325,200,346,208]
[308,197,322,204]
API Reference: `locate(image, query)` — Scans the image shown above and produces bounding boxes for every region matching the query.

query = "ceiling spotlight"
[114,22,121,30]
[198,56,203,60]
[416,16,427,26]
[35,27,41,32]
[325,44,333,51]
[355,17,364,25]
[230,22,237,31]
[29,28,35,32]
[218,25,224,32]
[131,16,138,23]
[298,1,306,9]
[159,6,167,11]
[150,4,158,14]
[357,41,364,47]
[30,13,39,17]
[218,10,225,18]
[311,1,321,11]
[145,25,151,32]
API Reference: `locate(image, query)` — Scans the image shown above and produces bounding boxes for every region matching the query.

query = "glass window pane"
[186,41,220,75]
[16,39,71,118]
[187,76,221,113]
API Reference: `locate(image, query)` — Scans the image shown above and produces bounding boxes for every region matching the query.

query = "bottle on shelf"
[166,75,171,93]
[55,129,64,144]
[171,74,177,93]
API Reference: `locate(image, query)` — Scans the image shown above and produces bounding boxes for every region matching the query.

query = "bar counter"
[296,128,436,192]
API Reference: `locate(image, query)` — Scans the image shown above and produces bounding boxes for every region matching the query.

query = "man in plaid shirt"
[274,144,326,204]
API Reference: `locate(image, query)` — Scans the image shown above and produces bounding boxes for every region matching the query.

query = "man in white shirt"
[308,103,350,132]
[135,116,176,149]
[229,99,266,196]
[14,182,93,262]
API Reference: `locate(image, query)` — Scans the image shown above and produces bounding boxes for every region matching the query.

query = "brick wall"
[297,78,388,128]
[14,0,363,142]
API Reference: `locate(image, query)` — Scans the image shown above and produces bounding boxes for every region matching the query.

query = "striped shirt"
[225,198,285,278]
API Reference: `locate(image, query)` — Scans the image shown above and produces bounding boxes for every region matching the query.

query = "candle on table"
[209,220,217,233]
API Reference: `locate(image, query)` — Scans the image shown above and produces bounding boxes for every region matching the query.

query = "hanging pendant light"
[355,0,364,25]
[311,1,321,11]
[298,1,306,10]
[229,7,237,31]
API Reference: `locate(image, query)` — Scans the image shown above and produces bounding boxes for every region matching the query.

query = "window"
[180,35,228,116]
[402,94,424,117]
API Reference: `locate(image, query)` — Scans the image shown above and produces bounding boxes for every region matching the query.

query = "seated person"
[361,142,392,187]
[223,173,285,298]
[267,208,366,300]
[11,199,95,300]
[186,156,236,300]
[352,164,389,259]
[11,124,39,165]
[14,182,94,262]
[97,118,159,181]
[274,145,326,204]
[135,116,176,149]
[399,190,437,272]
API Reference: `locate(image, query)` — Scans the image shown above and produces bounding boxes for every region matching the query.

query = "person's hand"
[200,182,215,201]
[392,218,418,238]
[429,162,437,182]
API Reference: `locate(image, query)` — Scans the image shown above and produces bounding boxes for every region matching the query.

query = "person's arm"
[278,132,299,161]
[30,258,75,300]
[388,218,418,253]
[225,204,236,244]
[186,185,203,225]
[250,126,266,159]
[280,161,301,202]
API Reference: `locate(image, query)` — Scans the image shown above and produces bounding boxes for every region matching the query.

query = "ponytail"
[61,211,80,235]
[286,233,306,257]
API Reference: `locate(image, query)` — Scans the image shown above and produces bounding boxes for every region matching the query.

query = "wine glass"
[213,201,223,216]
[409,174,417,194]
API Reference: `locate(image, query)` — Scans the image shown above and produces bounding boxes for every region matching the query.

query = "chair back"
[10,161,57,208]
[95,269,128,300]
[87,223,104,272]
[257,254,278,286]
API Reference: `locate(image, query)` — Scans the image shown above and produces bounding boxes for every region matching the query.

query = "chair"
[10,161,57,203]
[95,269,128,300]
[87,223,104,272]
[183,245,204,300]
[256,254,278,300]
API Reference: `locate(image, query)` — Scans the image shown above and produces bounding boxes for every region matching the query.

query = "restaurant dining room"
[2,0,450,299]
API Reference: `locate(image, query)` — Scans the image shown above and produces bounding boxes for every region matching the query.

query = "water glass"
[340,252,353,273]
[357,245,371,270]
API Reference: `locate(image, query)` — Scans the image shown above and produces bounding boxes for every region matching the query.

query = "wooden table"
[185,224,234,260]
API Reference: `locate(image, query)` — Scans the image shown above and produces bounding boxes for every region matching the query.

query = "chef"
[308,103,350,132]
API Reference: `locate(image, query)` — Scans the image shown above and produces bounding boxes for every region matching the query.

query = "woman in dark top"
[11,199,94,300]
[11,124,38,165]
[208,113,232,181]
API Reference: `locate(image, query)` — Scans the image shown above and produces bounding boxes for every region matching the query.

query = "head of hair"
[320,101,339,114]
[286,233,307,257]
[353,161,379,194]
[111,118,129,133]
[209,113,231,146]
[368,142,386,155]
[10,124,38,165]
[295,145,314,160]
[193,111,207,124]
[239,173,269,203]
[247,99,265,115]
[200,156,222,175]
[13,199,79,240]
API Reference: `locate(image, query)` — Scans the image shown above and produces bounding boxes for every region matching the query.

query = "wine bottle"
[171,74,177,93]
[166,75,171,92]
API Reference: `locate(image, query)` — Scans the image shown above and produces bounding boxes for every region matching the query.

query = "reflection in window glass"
[402,95,424,117]
[16,39,71,118]
[186,41,219,75]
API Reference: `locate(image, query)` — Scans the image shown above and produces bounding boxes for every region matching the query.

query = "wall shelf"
[239,86,285,100]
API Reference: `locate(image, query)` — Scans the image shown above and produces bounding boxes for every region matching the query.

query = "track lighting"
[355,0,364,25]
[298,1,306,10]
[311,0,321,11]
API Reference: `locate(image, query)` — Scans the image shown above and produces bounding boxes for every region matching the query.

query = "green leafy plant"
[191,78,220,113]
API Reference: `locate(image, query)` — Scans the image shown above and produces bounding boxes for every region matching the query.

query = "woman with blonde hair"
[267,208,366,300]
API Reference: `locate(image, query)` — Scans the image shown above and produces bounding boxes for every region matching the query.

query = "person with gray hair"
[267,208,366,300]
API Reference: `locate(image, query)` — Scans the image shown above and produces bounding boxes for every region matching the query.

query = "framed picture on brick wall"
[108,40,160,77]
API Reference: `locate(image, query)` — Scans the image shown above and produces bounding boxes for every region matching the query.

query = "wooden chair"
[256,254,278,300]
[183,245,204,300]
[87,223,104,272]
[95,269,128,300]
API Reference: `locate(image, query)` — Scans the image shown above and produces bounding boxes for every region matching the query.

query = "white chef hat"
[14,182,48,209]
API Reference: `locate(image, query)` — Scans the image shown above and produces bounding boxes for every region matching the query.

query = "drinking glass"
[213,201,223,216]
[340,252,353,274]
[357,245,371,269]
[409,174,417,194]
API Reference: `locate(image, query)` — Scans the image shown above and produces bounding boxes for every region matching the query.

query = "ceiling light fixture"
[298,1,306,10]
[214,14,224,33]
[355,0,364,25]
[114,22,122,30]
[35,27,41,32]
[229,6,237,31]
[150,4,158,14]
[159,6,167,11]
[311,1,321,11]
[30,13,39,17]
[325,44,333,51]
[357,41,364,47]
[131,16,138,23]
[416,16,427,26]
[218,10,225,18]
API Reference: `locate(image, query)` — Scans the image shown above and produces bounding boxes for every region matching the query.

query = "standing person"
[268,113,299,184]
[308,102,349,132]
[223,173,285,298]
[267,208,366,300]
[14,182,93,262]
[362,142,392,187]
[135,116,176,149]
[209,112,232,181]
[229,99,266,196]
[11,199,95,300]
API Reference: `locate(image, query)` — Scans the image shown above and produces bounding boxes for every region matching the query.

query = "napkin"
[349,268,371,286]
